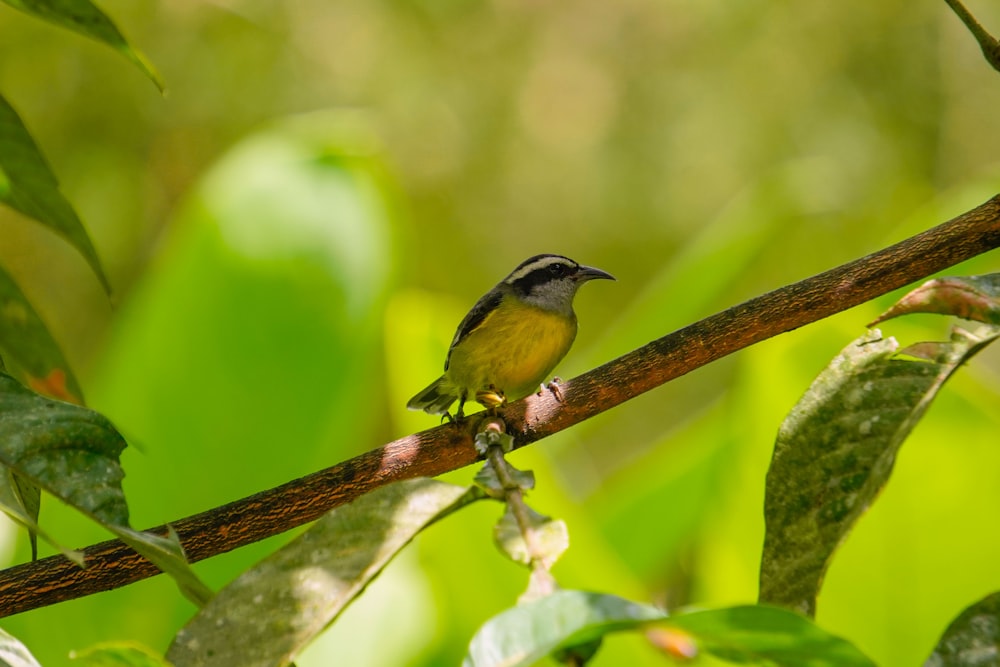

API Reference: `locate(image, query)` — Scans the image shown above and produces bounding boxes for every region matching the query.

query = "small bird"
[407,254,615,419]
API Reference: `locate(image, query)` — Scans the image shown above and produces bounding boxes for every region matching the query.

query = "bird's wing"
[444,289,504,371]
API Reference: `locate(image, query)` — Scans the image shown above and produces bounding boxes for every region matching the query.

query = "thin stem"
[484,430,554,591]
[944,0,1000,72]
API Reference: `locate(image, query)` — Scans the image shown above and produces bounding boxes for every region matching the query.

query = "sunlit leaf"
[167,479,482,667]
[70,642,174,666]
[0,627,42,667]
[463,591,667,667]
[925,591,1000,666]
[759,327,1000,616]
[0,95,111,293]
[0,263,84,403]
[0,0,163,91]
[870,274,1000,326]
[666,605,875,666]
[493,505,568,569]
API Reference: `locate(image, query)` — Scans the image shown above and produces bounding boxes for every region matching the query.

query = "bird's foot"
[539,376,565,402]
[476,385,507,416]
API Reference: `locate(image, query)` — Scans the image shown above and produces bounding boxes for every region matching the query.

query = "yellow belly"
[446,300,577,402]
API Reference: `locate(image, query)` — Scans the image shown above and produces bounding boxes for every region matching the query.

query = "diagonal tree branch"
[1,195,1000,618]
[944,0,1000,72]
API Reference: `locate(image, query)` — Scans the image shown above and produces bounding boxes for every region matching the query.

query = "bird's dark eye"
[549,263,570,277]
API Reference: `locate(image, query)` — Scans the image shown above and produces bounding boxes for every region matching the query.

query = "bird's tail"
[406,376,458,415]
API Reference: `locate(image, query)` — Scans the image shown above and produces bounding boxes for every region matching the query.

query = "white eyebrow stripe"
[504,256,574,283]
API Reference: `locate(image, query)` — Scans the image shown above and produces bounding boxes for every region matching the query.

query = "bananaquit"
[407,254,615,419]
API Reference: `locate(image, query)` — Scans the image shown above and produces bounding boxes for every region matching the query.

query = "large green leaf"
[0,0,163,91]
[759,326,1000,616]
[167,479,482,667]
[0,95,110,293]
[463,591,667,667]
[91,111,398,593]
[925,592,1000,666]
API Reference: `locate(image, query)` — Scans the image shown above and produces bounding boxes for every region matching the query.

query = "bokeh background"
[2,0,1000,664]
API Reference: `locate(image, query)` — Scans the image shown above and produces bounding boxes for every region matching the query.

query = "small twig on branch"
[1,195,1000,618]
[944,0,1000,72]
[480,420,558,597]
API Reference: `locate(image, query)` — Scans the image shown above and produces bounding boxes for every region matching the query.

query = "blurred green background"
[2,0,1000,665]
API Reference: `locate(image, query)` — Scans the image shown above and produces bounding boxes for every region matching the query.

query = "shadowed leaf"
[0,467,82,564]
[0,95,111,293]
[167,478,483,667]
[759,327,1000,616]
[870,274,1000,326]
[0,0,163,91]
[0,372,127,524]
[926,592,1000,667]
[0,468,44,561]
[0,263,84,403]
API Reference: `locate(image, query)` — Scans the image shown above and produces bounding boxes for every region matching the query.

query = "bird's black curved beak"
[575,265,616,282]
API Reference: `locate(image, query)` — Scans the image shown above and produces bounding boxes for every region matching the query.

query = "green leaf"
[90,111,397,625]
[0,467,82,564]
[0,0,163,91]
[667,605,876,666]
[0,372,127,525]
[70,642,174,666]
[926,592,1000,666]
[0,468,45,562]
[871,274,1000,326]
[474,462,535,500]
[462,591,667,667]
[493,506,568,569]
[759,327,1000,616]
[0,262,84,403]
[0,372,210,602]
[0,95,110,294]
[167,479,482,667]
[463,593,874,667]
[0,626,42,667]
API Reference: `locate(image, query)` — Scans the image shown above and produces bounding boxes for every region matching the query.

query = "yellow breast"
[446,298,577,402]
